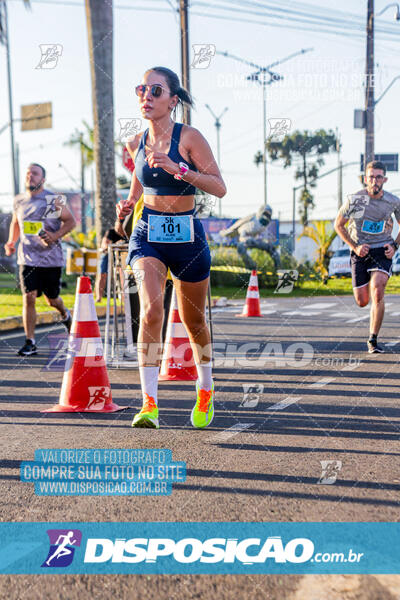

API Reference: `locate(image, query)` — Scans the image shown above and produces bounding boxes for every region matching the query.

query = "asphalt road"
[1,294,400,599]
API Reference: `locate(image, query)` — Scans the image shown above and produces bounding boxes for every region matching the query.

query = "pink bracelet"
[174,162,189,180]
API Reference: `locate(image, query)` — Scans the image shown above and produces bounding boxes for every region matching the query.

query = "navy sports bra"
[134,122,197,196]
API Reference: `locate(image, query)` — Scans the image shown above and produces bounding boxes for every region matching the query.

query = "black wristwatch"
[392,240,399,250]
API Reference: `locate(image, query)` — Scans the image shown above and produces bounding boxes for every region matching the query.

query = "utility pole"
[80,133,86,234]
[179,0,191,125]
[365,0,374,167]
[2,0,18,196]
[205,104,228,217]
[15,141,19,194]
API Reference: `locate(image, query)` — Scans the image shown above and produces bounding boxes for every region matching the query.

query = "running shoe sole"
[367,341,384,354]
[368,346,384,354]
[17,348,38,356]
[190,403,214,429]
[131,415,159,429]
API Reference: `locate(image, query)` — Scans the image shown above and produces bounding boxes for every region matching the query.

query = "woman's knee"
[141,302,164,328]
[181,314,207,338]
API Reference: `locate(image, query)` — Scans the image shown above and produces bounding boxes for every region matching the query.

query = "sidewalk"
[0,305,108,332]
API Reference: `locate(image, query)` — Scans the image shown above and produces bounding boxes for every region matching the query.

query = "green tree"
[298,220,337,283]
[256,129,337,225]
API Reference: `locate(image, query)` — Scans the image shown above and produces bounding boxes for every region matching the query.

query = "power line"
[9,0,400,41]
[192,1,400,39]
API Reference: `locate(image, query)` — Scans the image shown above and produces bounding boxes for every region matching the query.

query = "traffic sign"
[360,153,399,172]
[21,102,52,131]
[122,146,134,173]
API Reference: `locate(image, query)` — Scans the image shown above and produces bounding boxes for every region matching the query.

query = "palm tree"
[85,0,116,240]
[298,220,337,283]
[64,120,94,168]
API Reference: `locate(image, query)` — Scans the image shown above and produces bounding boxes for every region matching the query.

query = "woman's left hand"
[146,151,179,175]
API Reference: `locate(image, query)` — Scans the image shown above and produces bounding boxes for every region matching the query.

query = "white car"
[329,247,351,277]
[392,250,400,275]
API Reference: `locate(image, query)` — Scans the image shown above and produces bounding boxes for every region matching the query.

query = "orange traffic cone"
[43,276,125,412]
[236,270,263,317]
[159,288,197,381]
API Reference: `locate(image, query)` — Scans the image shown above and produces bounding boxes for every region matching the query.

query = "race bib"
[23,221,43,235]
[147,215,194,243]
[361,220,385,235]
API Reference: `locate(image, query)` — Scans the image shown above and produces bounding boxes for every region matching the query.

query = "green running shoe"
[191,382,214,429]
[131,394,159,429]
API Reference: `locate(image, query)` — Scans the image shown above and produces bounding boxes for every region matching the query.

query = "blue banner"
[0,522,399,574]
[19,449,185,496]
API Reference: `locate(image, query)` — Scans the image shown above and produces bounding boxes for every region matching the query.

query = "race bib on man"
[23,221,43,235]
[147,215,194,243]
[361,220,385,235]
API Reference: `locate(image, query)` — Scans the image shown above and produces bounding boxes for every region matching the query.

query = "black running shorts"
[350,246,392,289]
[19,265,62,299]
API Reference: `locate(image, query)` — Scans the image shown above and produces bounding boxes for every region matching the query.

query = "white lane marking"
[331,312,352,318]
[267,397,299,411]
[342,361,362,371]
[346,315,369,323]
[209,422,255,441]
[306,302,337,309]
[389,312,400,317]
[0,323,64,342]
[283,311,320,316]
[308,377,336,388]
[385,339,400,347]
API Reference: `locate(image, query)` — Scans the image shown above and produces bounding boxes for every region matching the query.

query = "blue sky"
[1,0,400,221]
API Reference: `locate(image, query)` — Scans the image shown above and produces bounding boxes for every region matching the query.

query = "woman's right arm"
[116,135,143,220]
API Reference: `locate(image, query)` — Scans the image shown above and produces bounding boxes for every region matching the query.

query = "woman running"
[117,66,226,429]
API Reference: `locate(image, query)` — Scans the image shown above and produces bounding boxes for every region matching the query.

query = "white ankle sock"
[196,361,213,391]
[139,366,159,405]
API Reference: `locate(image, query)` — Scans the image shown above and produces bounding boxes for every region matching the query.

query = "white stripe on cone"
[246,291,260,299]
[67,337,104,357]
[169,322,187,338]
[73,294,97,322]
[249,274,258,287]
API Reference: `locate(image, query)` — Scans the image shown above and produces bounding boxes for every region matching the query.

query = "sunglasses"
[367,175,384,181]
[135,84,168,98]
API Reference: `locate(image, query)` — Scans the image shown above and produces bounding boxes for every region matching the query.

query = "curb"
[0,305,108,333]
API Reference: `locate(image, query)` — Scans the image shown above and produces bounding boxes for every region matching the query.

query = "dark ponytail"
[146,66,194,118]
[176,86,193,107]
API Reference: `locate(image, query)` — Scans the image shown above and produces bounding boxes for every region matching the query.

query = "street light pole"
[205,104,228,217]
[3,0,18,196]
[262,78,267,208]
[292,161,359,253]
[336,128,343,209]
[217,47,313,211]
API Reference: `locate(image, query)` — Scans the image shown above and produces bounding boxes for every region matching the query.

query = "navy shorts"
[351,246,392,288]
[127,207,211,282]
[19,265,62,298]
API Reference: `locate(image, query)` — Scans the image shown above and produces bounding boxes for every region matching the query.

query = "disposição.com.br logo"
[41,529,82,568]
